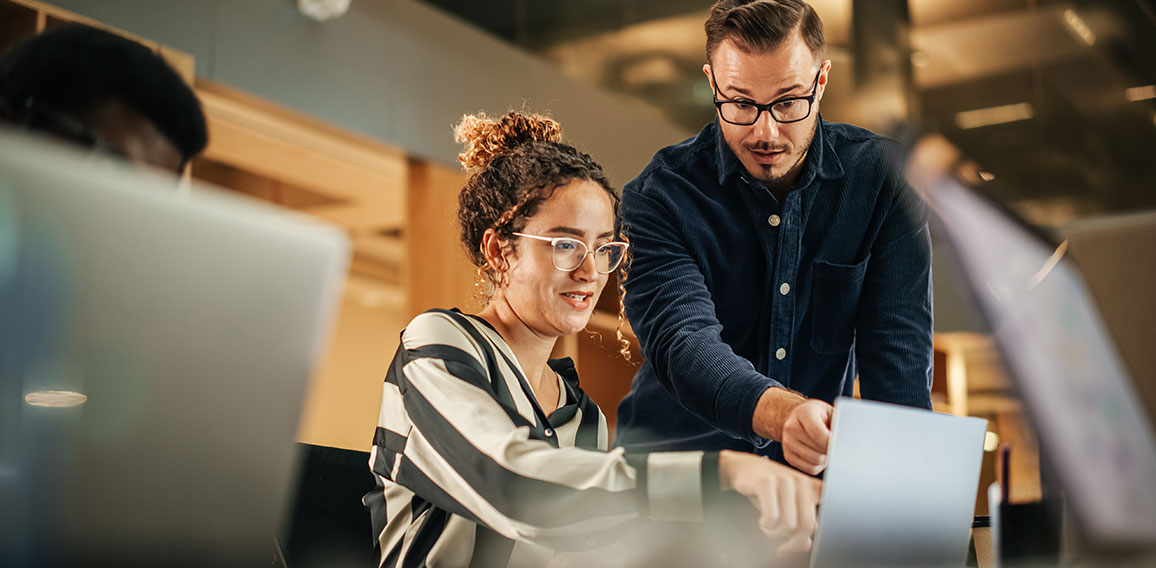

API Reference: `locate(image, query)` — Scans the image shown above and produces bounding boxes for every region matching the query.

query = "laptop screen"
[920,162,1156,548]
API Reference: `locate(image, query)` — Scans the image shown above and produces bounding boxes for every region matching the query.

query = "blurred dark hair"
[0,24,208,164]
[705,0,825,63]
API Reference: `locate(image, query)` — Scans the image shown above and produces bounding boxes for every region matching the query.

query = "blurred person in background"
[614,0,934,476]
[363,111,822,567]
[0,23,207,174]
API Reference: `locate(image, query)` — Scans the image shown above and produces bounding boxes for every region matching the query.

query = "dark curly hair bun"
[454,112,563,172]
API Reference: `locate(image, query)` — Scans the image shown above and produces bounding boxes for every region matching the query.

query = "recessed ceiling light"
[955,103,1034,129]
[1063,9,1096,46]
[25,390,87,408]
[1125,85,1156,102]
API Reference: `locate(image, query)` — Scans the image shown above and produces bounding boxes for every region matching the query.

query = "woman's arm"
[371,311,820,552]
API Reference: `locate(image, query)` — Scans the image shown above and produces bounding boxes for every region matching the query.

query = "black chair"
[280,443,378,568]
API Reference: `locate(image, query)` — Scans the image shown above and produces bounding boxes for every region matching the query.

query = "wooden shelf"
[0,0,194,82]
[0,1,37,53]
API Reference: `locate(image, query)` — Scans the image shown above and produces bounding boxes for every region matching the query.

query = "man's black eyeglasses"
[710,68,822,126]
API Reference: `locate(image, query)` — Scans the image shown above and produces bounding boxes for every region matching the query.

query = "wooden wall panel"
[405,160,477,319]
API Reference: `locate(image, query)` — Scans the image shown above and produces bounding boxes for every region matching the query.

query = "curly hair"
[454,110,632,360]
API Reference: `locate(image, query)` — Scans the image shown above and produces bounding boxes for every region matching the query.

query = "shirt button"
[767,214,781,227]
[544,428,554,437]
[779,283,791,295]
[776,348,787,360]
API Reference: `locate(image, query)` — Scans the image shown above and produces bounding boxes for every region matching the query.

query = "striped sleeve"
[372,311,714,548]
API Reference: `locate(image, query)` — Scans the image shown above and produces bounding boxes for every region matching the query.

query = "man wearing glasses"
[615,0,933,477]
[0,24,207,174]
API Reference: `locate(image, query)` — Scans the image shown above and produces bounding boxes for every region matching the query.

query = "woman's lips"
[560,291,593,309]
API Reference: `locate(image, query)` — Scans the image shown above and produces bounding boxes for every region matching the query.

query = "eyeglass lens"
[551,239,626,273]
[719,98,811,124]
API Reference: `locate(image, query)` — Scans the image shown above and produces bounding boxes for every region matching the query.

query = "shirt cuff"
[644,451,707,523]
[715,370,778,447]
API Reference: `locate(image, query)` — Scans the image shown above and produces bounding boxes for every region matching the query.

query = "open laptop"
[0,129,349,566]
[905,136,1156,554]
[809,397,988,568]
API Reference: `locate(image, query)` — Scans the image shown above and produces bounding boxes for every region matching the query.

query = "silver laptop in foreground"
[0,130,349,566]
[810,397,987,568]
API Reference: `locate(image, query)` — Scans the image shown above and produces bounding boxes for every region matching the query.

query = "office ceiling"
[420,0,1156,225]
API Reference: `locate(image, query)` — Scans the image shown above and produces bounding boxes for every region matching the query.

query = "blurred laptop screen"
[920,167,1156,549]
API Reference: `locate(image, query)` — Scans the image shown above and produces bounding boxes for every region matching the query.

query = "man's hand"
[780,399,833,475]
[753,388,834,475]
[719,450,823,557]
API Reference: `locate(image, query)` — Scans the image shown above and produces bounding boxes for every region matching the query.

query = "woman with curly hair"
[364,111,821,567]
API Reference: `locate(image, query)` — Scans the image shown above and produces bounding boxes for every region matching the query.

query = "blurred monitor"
[1060,211,1156,432]
[908,138,1156,551]
[0,129,349,566]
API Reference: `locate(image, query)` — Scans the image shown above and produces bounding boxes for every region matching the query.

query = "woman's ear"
[481,228,516,289]
[479,228,512,281]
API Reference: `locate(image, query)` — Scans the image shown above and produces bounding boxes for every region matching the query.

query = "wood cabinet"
[188,80,410,451]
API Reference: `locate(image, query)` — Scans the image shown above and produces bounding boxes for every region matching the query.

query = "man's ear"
[815,59,832,103]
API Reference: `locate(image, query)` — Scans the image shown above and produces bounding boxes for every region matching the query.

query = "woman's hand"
[718,450,823,556]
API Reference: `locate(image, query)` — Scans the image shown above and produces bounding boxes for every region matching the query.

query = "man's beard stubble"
[741,117,818,188]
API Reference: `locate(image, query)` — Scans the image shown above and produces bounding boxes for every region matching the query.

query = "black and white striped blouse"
[364,309,716,567]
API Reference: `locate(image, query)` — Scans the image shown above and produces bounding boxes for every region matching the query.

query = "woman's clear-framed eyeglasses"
[512,232,629,274]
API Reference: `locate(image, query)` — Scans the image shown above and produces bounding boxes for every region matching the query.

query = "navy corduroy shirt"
[614,117,933,462]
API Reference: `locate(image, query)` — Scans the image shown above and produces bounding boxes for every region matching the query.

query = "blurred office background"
[3,0,1153,513]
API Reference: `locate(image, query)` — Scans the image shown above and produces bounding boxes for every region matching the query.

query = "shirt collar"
[713,114,846,189]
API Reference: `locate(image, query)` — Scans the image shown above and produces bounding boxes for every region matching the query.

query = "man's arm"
[854,174,935,409]
[621,173,778,446]
[752,388,833,475]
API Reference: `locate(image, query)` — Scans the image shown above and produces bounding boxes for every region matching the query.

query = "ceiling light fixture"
[298,0,351,22]
[25,390,88,408]
[1125,85,1156,102]
[1063,9,1096,46]
[955,103,1034,129]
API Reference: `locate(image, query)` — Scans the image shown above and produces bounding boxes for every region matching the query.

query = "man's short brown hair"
[705,0,825,63]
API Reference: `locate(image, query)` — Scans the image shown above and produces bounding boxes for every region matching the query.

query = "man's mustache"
[745,142,790,152]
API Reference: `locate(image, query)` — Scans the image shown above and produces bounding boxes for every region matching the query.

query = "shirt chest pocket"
[809,256,869,354]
